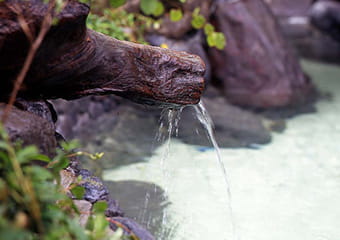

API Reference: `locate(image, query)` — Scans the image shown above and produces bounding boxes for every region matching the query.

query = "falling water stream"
[194,101,238,240]
[152,101,237,240]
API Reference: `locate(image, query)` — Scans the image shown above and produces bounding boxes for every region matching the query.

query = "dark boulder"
[108,217,156,240]
[310,0,340,42]
[266,0,340,64]
[208,0,315,108]
[52,97,164,170]
[0,104,57,157]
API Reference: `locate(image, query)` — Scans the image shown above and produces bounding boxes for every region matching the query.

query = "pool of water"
[103,60,340,240]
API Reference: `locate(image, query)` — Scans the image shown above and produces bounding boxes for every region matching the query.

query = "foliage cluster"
[0,125,132,240]
[88,0,226,49]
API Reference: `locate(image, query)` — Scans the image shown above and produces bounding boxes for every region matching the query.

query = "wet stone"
[108,217,156,240]
[78,169,109,203]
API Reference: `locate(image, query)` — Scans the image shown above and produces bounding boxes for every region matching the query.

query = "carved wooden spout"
[0,1,205,106]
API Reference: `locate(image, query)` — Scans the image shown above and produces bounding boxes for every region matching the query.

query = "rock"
[154,0,213,39]
[78,169,109,203]
[73,200,92,227]
[52,96,121,140]
[266,0,340,63]
[105,180,168,238]
[52,96,164,170]
[105,198,124,218]
[0,0,205,107]
[0,104,57,157]
[310,0,340,42]
[208,0,315,108]
[264,0,313,17]
[108,217,155,240]
[14,99,57,124]
[177,95,272,148]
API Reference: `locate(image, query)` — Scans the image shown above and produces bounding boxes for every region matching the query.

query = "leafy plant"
[87,9,152,44]
[0,125,130,240]
[87,0,226,50]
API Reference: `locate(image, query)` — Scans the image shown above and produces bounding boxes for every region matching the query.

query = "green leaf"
[49,154,70,172]
[191,14,206,29]
[26,166,53,181]
[179,0,186,2]
[60,140,79,152]
[192,7,200,16]
[153,1,165,17]
[206,32,226,50]
[93,201,108,214]
[204,23,215,35]
[215,32,226,50]
[140,0,158,15]
[16,145,39,164]
[207,33,215,47]
[170,9,183,22]
[70,186,85,199]
[0,151,9,163]
[0,141,10,151]
[110,0,126,8]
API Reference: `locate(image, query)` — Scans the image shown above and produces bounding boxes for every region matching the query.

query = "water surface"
[104,60,340,240]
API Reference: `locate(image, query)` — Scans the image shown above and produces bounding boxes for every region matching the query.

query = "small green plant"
[87,9,152,44]
[88,1,226,50]
[0,124,132,240]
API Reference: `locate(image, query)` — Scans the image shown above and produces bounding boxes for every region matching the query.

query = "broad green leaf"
[207,32,226,50]
[191,14,206,29]
[93,215,109,235]
[16,145,39,164]
[33,154,50,163]
[93,201,108,213]
[49,154,70,172]
[140,0,158,15]
[170,9,183,22]
[70,185,85,199]
[26,166,53,181]
[207,33,216,47]
[110,0,126,8]
[0,141,10,150]
[153,1,165,17]
[215,32,226,50]
[60,140,79,152]
[204,23,215,35]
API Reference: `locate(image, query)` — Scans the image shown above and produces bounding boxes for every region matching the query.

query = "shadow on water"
[105,180,176,240]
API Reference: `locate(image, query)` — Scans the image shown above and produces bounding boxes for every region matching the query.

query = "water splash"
[194,101,238,240]
[153,102,237,240]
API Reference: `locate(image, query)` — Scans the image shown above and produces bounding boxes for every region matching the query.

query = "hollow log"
[0,0,205,107]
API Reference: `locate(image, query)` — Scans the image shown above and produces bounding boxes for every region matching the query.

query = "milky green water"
[104,60,340,240]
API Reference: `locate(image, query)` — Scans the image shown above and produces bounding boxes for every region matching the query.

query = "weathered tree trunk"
[208,0,315,108]
[0,1,205,107]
